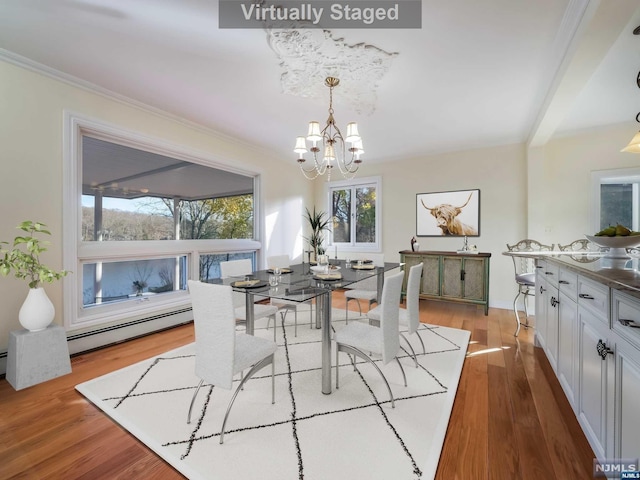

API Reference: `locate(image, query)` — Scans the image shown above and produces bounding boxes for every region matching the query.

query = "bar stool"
[506,239,553,336]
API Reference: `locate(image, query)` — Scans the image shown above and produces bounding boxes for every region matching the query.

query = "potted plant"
[304,207,330,261]
[0,221,69,332]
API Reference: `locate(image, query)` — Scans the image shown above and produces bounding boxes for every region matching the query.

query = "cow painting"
[420,191,478,236]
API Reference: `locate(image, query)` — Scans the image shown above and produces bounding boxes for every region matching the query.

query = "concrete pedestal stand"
[6,325,72,390]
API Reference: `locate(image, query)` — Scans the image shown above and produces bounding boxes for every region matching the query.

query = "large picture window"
[64,113,261,328]
[328,176,381,251]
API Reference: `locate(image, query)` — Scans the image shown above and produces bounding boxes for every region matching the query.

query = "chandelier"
[294,77,364,180]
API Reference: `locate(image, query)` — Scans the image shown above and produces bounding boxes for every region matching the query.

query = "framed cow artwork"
[416,189,480,237]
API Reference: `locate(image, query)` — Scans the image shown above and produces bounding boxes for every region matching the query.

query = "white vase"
[19,287,55,332]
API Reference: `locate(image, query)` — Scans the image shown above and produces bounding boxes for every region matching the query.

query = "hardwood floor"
[0,294,594,479]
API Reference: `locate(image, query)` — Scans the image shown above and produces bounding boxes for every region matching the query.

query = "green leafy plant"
[0,221,70,289]
[304,207,330,258]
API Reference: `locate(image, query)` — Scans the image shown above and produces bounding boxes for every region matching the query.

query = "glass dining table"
[214,259,401,394]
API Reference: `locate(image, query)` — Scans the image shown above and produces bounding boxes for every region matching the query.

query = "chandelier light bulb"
[294,136,308,154]
[345,122,360,143]
[307,122,322,142]
[324,144,336,161]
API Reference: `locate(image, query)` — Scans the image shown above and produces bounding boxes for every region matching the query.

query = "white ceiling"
[1,0,640,164]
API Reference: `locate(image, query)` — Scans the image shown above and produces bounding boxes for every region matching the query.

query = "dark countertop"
[503,251,640,300]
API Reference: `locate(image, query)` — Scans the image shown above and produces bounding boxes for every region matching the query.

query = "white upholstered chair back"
[220,258,253,278]
[188,280,236,389]
[405,263,423,335]
[267,255,290,269]
[379,271,404,364]
[220,259,254,309]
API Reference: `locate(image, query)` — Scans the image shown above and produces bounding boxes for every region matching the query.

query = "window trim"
[325,175,381,253]
[63,111,262,329]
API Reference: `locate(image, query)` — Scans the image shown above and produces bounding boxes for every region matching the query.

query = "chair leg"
[400,333,419,367]
[394,357,407,387]
[415,330,426,354]
[271,358,275,404]
[187,378,205,424]
[345,298,350,324]
[513,290,522,337]
[336,343,395,408]
[523,292,530,326]
[220,354,274,444]
[335,346,340,389]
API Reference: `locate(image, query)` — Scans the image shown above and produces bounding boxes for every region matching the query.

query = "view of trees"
[82,194,254,241]
[331,186,376,244]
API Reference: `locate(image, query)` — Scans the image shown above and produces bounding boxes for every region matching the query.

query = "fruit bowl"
[585,234,640,258]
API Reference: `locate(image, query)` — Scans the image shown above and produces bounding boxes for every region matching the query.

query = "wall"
[0,58,313,360]
[317,143,529,311]
[527,124,640,246]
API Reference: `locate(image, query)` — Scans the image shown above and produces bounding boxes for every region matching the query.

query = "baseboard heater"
[0,308,193,378]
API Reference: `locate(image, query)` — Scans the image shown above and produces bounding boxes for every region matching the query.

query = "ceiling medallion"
[267,29,397,115]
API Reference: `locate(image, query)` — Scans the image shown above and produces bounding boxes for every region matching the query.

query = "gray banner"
[219,1,421,29]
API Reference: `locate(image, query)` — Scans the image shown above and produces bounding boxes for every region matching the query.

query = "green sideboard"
[399,250,491,315]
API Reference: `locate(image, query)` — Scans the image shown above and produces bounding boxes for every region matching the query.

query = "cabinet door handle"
[545,271,554,275]
[596,339,613,360]
[460,269,465,281]
[559,280,569,285]
[550,296,559,307]
[536,265,543,269]
[618,318,640,328]
[579,293,595,300]
[540,285,546,294]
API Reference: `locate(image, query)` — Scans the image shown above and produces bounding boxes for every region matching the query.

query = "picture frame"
[416,189,480,237]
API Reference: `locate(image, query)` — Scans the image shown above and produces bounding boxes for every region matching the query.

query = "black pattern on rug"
[90,318,467,480]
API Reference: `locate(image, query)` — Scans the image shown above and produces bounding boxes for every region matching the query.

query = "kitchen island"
[506,251,640,468]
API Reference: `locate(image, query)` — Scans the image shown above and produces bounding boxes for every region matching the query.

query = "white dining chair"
[267,255,313,337]
[343,253,384,323]
[219,259,278,336]
[186,280,278,444]
[334,270,406,407]
[367,262,425,367]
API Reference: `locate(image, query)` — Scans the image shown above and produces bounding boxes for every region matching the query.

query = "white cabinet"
[611,291,640,459]
[577,306,614,460]
[557,290,578,405]
[534,257,640,466]
[536,260,559,370]
[535,264,549,350]
[614,339,640,459]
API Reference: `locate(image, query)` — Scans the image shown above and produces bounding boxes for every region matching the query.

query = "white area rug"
[76,308,470,480]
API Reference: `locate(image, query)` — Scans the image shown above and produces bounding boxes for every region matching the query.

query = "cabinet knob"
[579,293,595,300]
[540,285,546,294]
[596,339,613,360]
